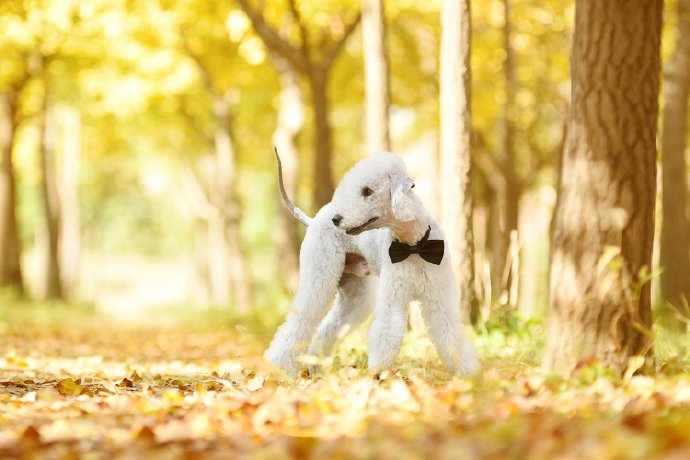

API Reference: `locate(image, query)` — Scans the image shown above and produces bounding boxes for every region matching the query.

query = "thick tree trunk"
[440,0,478,325]
[211,96,252,312]
[39,103,63,300]
[0,93,24,295]
[362,0,390,153]
[544,0,661,374]
[272,57,303,291]
[660,0,690,329]
[57,104,81,296]
[310,71,334,210]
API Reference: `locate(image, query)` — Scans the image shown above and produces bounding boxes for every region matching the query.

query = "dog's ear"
[390,174,416,221]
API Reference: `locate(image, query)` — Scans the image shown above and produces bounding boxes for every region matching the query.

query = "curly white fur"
[264,152,479,377]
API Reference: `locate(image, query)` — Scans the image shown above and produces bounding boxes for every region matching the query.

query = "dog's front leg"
[367,279,409,375]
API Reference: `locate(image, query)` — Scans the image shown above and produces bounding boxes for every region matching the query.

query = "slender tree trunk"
[211,95,252,312]
[544,0,662,374]
[192,217,211,304]
[362,0,390,153]
[502,0,519,307]
[503,0,519,238]
[207,210,231,305]
[486,186,505,300]
[272,56,303,291]
[440,0,478,325]
[39,102,63,300]
[237,1,359,211]
[57,104,81,296]
[660,0,690,329]
[310,70,334,210]
[0,93,24,295]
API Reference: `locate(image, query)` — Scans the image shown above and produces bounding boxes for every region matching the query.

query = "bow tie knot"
[389,226,444,265]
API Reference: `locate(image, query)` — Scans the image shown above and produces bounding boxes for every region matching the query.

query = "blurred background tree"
[660,0,690,330]
[0,0,685,345]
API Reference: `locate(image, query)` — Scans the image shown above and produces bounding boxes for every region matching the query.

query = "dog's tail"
[275,147,312,226]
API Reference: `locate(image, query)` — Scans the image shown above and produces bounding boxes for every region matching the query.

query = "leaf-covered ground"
[2,307,690,459]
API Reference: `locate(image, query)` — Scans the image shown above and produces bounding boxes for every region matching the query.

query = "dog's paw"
[264,348,300,377]
[307,363,321,379]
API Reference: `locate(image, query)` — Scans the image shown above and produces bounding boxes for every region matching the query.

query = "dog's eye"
[362,187,374,197]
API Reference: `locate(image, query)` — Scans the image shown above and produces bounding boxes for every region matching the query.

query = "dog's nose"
[332,215,343,227]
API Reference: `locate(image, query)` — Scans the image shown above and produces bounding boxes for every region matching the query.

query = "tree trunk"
[211,95,252,312]
[544,0,662,374]
[660,0,690,329]
[236,1,359,212]
[362,0,390,153]
[503,0,519,238]
[272,56,303,291]
[486,185,505,300]
[0,93,24,295]
[440,0,478,325]
[39,102,64,300]
[502,0,519,306]
[57,104,81,296]
[310,71,334,210]
[207,211,231,305]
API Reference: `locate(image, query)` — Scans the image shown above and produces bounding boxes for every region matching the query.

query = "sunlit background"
[0,0,679,323]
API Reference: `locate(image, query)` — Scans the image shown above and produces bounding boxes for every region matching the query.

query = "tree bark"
[0,92,25,295]
[544,0,662,374]
[39,101,64,300]
[272,56,303,291]
[362,0,390,153]
[660,0,690,329]
[440,0,478,325]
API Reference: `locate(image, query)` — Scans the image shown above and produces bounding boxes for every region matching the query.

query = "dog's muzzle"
[345,217,379,235]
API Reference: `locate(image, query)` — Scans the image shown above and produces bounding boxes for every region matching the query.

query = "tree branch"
[237,0,308,73]
[472,129,506,181]
[286,0,311,62]
[181,34,220,97]
[178,95,214,145]
[522,114,568,189]
[320,13,362,72]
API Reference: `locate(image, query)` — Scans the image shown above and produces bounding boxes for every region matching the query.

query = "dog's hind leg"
[420,289,479,376]
[307,274,375,375]
[264,209,345,376]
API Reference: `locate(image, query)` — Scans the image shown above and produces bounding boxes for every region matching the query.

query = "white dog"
[265,150,479,377]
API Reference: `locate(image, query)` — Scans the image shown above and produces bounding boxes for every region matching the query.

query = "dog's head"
[330,152,417,235]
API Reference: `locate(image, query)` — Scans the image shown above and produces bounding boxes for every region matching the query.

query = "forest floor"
[1,303,690,459]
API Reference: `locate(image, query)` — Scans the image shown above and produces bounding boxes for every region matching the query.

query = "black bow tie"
[389,226,444,265]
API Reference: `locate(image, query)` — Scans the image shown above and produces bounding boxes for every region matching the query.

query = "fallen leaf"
[247,375,265,392]
[56,378,85,397]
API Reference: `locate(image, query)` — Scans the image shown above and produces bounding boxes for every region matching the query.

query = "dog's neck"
[388,207,432,245]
